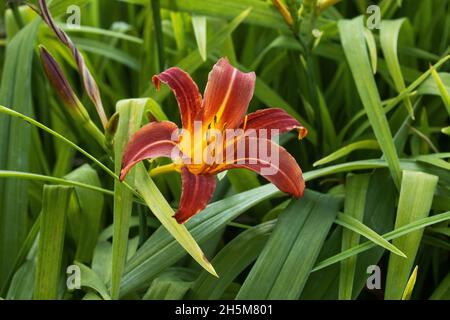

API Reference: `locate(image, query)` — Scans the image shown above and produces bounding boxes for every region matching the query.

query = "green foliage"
[0,0,449,300]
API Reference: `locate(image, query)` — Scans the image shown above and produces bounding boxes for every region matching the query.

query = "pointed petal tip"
[173,212,187,224]
[216,56,230,65]
[38,44,47,53]
[172,209,199,224]
[119,168,127,182]
[241,108,302,139]
[151,68,202,129]
[295,183,306,198]
[216,57,256,78]
[173,206,205,224]
[287,176,305,198]
[298,126,308,140]
[203,57,256,129]
[39,45,52,64]
[39,46,85,114]
[152,75,161,91]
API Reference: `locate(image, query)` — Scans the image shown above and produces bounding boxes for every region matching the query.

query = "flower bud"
[39,45,91,123]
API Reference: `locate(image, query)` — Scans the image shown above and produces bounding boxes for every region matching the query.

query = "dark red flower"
[121,58,307,223]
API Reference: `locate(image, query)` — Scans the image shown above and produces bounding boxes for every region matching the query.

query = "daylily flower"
[120,58,307,224]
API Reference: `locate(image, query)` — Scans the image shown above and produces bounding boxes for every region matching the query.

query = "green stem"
[0,105,139,198]
[0,170,114,195]
[83,118,108,151]
[228,222,253,230]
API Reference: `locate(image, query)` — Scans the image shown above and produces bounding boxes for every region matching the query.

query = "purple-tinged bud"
[38,0,108,128]
[39,45,90,122]
[39,45,107,150]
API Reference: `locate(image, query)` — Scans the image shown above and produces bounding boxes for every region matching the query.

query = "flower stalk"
[38,0,108,128]
[39,46,107,150]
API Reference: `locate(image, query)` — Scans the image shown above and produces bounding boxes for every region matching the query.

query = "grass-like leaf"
[121,184,280,296]
[401,265,418,300]
[65,165,104,263]
[385,170,438,299]
[336,213,406,258]
[75,262,111,300]
[339,16,402,188]
[314,140,380,167]
[380,19,414,118]
[338,174,370,300]
[191,15,207,61]
[190,220,276,299]
[0,20,39,289]
[110,99,145,299]
[313,210,450,272]
[34,185,72,300]
[236,191,341,299]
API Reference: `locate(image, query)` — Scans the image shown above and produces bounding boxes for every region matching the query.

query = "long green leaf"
[380,19,414,118]
[314,140,380,167]
[65,165,104,263]
[143,268,196,300]
[313,211,450,272]
[6,261,35,300]
[302,171,398,299]
[120,183,280,296]
[189,220,276,300]
[430,272,450,300]
[430,67,450,116]
[0,19,40,288]
[34,185,72,300]
[401,265,418,300]
[385,170,438,299]
[236,191,341,299]
[191,15,207,61]
[339,16,402,188]
[134,163,217,277]
[123,0,287,30]
[338,174,370,300]
[110,99,145,299]
[336,213,406,257]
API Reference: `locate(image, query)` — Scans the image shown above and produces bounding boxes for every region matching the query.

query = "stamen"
[243,115,249,131]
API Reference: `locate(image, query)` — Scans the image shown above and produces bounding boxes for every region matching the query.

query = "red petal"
[152,67,202,131]
[201,58,255,129]
[212,137,305,197]
[241,108,307,139]
[120,121,179,180]
[174,167,216,224]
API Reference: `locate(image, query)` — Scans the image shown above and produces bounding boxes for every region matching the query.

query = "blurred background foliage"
[0,0,449,300]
